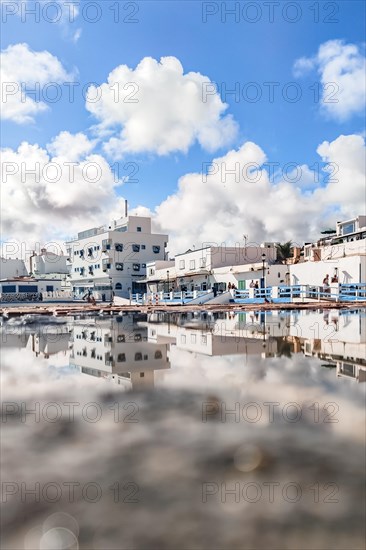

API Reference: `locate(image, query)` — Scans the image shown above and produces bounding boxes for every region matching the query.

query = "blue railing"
[129,284,366,306]
[339,283,366,301]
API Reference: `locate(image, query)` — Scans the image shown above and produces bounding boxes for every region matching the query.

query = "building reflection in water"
[1,309,365,386]
[69,313,170,390]
[145,309,366,384]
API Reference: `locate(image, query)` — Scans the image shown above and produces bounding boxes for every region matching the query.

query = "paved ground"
[1,300,365,317]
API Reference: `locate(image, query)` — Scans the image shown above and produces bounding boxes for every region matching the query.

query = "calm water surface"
[1,309,365,550]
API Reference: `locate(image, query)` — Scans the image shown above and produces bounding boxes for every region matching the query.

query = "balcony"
[102,239,112,252]
[104,334,113,346]
[102,259,112,272]
[105,353,115,367]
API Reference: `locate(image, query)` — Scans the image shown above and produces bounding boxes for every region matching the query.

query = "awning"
[138,275,177,284]
[179,271,209,277]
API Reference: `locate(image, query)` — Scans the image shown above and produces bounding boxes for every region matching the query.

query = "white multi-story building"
[66,213,168,300]
[144,244,281,293]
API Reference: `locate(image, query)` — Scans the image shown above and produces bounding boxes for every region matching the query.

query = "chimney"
[125,200,128,218]
[29,250,37,275]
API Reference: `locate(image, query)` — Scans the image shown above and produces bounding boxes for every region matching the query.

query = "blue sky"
[1,0,365,250]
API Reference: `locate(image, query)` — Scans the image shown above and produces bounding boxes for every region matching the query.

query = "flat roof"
[0,277,62,282]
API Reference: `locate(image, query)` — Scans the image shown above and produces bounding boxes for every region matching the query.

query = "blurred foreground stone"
[1,388,365,550]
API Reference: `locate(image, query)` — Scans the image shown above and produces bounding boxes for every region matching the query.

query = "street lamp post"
[261,253,266,289]
[167,270,170,294]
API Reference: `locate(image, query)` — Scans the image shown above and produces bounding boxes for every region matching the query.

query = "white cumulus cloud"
[1,132,125,246]
[293,39,366,121]
[152,135,366,254]
[86,56,238,158]
[0,43,73,124]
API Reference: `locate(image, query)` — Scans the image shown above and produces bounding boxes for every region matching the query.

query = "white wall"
[290,255,365,286]
[320,238,366,260]
[0,258,28,278]
[175,245,277,276]
[31,253,68,275]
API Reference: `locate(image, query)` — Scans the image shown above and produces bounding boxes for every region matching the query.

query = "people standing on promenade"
[323,275,330,293]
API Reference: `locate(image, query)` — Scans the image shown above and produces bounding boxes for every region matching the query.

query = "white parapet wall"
[290,255,365,286]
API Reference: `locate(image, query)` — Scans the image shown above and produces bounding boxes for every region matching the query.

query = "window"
[135,353,142,361]
[132,244,140,252]
[191,334,196,343]
[155,350,162,359]
[19,285,38,293]
[152,245,160,254]
[79,250,84,257]
[46,285,54,292]
[140,373,145,377]
[141,263,146,269]
[201,335,207,345]
[102,239,111,251]
[134,334,142,341]
[200,258,206,268]
[88,247,93,257]
[179,260,185,269]
[115,263,124,271]
[141,244,146,250]
[133,263,140,272]
[115,282,122,290]
[117,353,126,362]
[341,222,355,235]
[137,227,142,232]
[190,260,195,270]
[181,335,186,344]
[117,334,125,342]
[115,243,123,252]
[2,285,16,293]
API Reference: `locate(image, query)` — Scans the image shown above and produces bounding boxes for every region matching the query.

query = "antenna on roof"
[125,200,128,217]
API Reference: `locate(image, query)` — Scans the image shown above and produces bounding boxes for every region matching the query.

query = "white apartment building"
[145,244,279,293]
[66,214,168,300]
